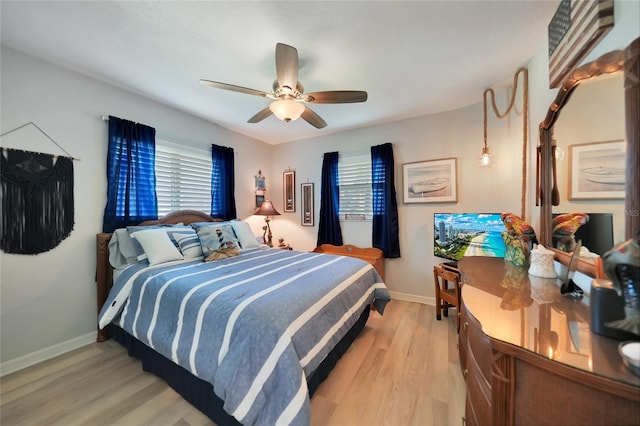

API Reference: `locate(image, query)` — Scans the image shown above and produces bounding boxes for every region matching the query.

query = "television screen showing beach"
[434,213,507,261]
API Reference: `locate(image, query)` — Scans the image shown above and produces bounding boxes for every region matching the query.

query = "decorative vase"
[528,245,557,278]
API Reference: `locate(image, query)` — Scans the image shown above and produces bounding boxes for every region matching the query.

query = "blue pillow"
[164,227,196,247]
[190,221,230,231]
[196,223,239,257]
[173,231,203,259]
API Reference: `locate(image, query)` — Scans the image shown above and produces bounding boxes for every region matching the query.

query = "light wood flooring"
[1,301,466,426]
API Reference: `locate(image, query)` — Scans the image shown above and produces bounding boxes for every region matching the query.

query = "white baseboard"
[1,331,96,377]
[389,290,435,306]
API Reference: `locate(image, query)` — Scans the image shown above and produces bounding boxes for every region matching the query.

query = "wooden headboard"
[96,210,223,342]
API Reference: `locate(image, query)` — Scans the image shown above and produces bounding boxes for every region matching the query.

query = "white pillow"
[173,232,204,259]
[130,228,184,265]
[231,221,261,249]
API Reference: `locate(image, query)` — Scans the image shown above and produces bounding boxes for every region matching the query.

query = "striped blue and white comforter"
[98,247,390,425]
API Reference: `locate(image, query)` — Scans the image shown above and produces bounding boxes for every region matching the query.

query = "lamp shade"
[255,200,281,216]
[269,99,305,122]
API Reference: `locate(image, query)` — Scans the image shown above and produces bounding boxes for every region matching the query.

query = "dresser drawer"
[465,357,491,426]
[458,303,469,379]
[463,305,492,382]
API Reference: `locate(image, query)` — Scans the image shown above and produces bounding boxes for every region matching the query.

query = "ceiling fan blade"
[200,79,269,98]
[247,107,273,123]
[275,43,299,92]
[304,90,368,104]
[301,107,327,129]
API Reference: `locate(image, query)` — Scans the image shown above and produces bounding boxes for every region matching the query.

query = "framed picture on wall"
[568,140,625,200]
[254,170,266,195]
[283,170,295,212]
[301,182,314,226]
[255,194,265,208]
[402,157,457,203]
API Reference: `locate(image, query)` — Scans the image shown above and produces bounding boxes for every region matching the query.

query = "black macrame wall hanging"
[1,123,76,254]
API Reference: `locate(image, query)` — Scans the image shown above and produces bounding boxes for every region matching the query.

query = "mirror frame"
[539,37,639,248]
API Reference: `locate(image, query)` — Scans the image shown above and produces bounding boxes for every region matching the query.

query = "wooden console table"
[458,257,639,426]
[312,244,385,280]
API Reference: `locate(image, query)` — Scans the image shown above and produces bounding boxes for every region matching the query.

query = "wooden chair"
[433,264,462,331]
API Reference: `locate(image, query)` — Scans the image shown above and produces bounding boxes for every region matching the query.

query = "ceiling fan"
[200,43,368,129]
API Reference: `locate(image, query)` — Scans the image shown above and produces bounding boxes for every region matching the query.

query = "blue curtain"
[317,152,343,246]
[102,116,157,233]
[371,143,400,258]
[210,144,237,220]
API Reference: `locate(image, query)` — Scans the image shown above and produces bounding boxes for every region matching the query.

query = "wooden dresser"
[312,244,385,280]
[458,257,639,426]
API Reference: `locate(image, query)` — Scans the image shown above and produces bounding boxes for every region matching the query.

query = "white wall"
[0,47,272,370]
[1,0,638,371]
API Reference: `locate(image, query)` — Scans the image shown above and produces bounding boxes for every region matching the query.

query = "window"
[155,140,212,217]
[338,151,372,220]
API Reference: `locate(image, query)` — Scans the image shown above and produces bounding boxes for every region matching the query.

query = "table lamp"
[254,200,280,247]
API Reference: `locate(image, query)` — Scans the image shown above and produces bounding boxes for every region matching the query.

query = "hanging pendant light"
[479,89,494,167]
[479,67,529,219]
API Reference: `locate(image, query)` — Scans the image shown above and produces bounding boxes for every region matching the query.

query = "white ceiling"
[1,1,559,145]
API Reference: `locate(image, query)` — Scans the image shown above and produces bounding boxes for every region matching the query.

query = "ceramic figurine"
[552,212,589,252]
[501,213,538,266]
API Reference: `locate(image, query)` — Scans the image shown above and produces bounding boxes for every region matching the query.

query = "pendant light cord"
[483,68,529,220]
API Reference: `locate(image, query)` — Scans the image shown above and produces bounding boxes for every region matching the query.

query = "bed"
[95,210,390,426]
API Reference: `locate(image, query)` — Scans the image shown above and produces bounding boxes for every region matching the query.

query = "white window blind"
[155,140,212,217]
[338,151,372,220]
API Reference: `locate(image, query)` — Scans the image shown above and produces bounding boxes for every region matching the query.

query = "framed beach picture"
[403,157,457,204]
[568,140,625,200]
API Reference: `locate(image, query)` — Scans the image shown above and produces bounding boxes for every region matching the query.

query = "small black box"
[590,279,637,341]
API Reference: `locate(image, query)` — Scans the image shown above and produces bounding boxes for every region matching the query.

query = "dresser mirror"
[539,38,639,270]
[552,74,625,250]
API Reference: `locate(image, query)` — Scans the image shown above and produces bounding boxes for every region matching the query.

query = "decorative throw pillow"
[127,224,185,261]
[196,224,239,257]
[165,226,197,247]
[190,221,229,231]
[205,247,240,262]
[130,228,184,265]
[173,232,204,259]
[231,220,261,249]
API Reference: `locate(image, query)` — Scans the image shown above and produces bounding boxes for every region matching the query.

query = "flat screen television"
[552,212,614,255]
[434,213,507,262]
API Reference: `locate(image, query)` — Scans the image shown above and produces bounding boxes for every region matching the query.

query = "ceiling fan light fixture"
[269,99,305,122]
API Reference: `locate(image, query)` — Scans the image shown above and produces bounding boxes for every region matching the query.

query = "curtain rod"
[101,115,239,154]
[0,122,80,161]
